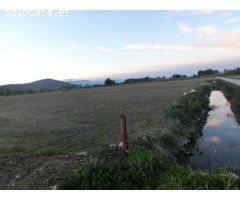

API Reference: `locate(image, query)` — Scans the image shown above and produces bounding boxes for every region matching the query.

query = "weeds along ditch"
[57,82,240,190]
[214,79,240,123]
[160,84,212,160]
[58,148,240,190]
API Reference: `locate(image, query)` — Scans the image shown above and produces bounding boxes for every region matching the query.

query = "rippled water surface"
[190,90,240,169]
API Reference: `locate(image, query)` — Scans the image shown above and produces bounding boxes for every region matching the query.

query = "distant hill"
[65,79,104,86]
[65,79,123,86]
[1,79,77,91]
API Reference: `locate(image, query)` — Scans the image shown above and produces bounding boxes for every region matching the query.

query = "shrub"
[163,84,211,126]
[163,105,193,126]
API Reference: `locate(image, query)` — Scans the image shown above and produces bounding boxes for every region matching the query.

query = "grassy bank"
[56,82,240,190]
[58,147,240,190]
[214,79,240,123]
[160,84,212,160]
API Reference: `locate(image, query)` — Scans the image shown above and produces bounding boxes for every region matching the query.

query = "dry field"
[0,78,210,154]
[0,78,211,189]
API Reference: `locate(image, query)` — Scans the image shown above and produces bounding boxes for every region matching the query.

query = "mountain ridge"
[1,79,77,91]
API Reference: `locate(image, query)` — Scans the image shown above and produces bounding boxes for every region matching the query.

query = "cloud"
[69,44,82,50]
[178,23,193,33]
[221,12,233,17]
[214,28,240,48]
[197,10,214,15]
[178,24,219,35]
[201,10,214,14]
[68,44,113,52]
[123,43,235,52]
[225,16,240,24]
[195,25,219,34]
[97,47,113,52]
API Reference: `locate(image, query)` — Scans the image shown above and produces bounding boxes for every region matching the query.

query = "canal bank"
[168,79,240,169]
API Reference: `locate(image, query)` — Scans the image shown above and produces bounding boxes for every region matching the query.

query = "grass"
[143,117,153,127]
[57,148,170,190]
[34,146,68,156]
[58,147,240,190]
[158,165,239,190]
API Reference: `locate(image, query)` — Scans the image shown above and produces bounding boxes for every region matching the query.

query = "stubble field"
[0,78,209,154]
[0,78,211,189]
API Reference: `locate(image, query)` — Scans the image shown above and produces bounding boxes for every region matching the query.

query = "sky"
[0,10,240,84]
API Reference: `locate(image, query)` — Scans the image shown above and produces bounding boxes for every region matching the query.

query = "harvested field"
[0,78,211,189]
[0,78,210,154]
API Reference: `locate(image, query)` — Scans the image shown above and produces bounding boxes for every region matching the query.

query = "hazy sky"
[0,10,240,84]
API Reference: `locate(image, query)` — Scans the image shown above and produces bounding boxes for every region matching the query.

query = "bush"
[163,84,211,126]
[163,105,193,126]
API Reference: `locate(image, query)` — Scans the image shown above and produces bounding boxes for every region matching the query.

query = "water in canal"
[190,90,240,169]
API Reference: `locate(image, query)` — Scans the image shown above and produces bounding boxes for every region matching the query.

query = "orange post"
[120,112,128,150]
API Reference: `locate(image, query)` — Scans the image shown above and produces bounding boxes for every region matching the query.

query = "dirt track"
[217,77,240,86]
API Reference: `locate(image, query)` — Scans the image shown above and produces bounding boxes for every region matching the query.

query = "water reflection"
[190,90,240,169]
[207,118,223,127]
[204,136,221,144]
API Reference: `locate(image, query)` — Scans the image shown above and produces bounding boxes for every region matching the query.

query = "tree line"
[1,67,239,95]
[0,87,58,96]
[104,67,240,86]
[0,87,36,96]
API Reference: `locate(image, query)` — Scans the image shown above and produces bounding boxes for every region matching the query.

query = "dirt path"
[217,77,240,86]
[0,154,89,189]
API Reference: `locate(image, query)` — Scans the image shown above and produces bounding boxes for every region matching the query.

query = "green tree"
[104,78,116,86]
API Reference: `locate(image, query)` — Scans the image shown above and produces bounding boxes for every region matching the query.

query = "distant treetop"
[104,78,116,86]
